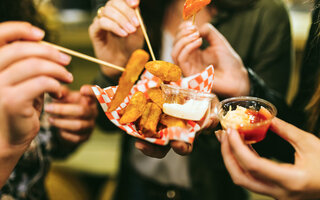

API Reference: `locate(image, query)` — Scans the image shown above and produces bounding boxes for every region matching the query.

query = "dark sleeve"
[248,0,293,96]
[93,72,119,132]
[247,68,295,163]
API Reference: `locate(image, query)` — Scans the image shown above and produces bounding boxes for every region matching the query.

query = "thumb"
[126,0,140,8]
[199,23,234,50]
[270,118,311,151]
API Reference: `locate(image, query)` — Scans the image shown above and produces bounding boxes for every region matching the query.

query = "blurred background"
[36,0,312,199]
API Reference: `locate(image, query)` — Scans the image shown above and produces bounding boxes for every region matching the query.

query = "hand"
[220,118,320,200]
[135,140,193,159]
[0,22,73,149]
[0,21,72,188]
[172,22,250,97]
[89,0,144,78]
[45,85,97,146]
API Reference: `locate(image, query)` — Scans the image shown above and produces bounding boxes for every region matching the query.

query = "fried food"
[139,102,162,138]
[147,87,164,109]
[119,91,147,124]
[183,0,211,20]
[145,61,181,82]
[108,49,150,112]
[160,114,187,129]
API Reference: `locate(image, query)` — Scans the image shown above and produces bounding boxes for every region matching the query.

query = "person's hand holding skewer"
[89,0,144,79]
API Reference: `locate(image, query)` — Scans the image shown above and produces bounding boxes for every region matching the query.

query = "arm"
[221,118,320,200]
[0,22,72,188]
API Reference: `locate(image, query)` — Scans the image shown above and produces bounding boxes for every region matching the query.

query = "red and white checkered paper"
[92,65,214,145]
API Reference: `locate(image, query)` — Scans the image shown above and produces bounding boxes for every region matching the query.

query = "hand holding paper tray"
[92,65,217,146]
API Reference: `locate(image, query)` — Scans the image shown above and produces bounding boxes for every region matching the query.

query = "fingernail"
[32,27,45,38]
[227,128,232,135]
[135,142,144,150]
[119,29,128,37]
[45,104,54,112]
[59,52,71,64]
[186,25,196,31]
[221,133,227,142]
[67,72,73,82]
[133,17,140,27]
[127,0,138,7]
[189,32,199,39]
[48,117,54,123]
[126,23,136,33]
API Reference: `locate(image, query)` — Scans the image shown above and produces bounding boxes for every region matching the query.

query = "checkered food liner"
[92,65,214,145]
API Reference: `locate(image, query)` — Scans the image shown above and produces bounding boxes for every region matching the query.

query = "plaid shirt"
[0,117,74,200]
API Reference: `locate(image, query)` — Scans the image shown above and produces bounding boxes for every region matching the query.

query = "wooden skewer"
[192,14,196,25]
[40,41,125,72]
[135,7,156,61]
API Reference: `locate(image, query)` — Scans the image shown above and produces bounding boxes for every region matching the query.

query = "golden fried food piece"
[160,114,187,129]
[139,102,162,138]
[145,61,181,82]
[147,87,164,109]
[108,49,150,112]
[119,91,147,124]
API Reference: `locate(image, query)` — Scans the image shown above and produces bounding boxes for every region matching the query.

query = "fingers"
[12,76,64,102]
[135,140,170,159]
[0,58,73,86]
[49,117,95,133]
[95,0,140,37]
[172,25,201,65]
[270,118,312,150]
[80,84,96,97]
[45,103,96,119]
[220,133,277,196]
[199,23,230,48]
[58,130,91,144]
[226,128,298,185]
[0,22,45,46]
[170,141,193,155]
[108,0,139,27]
[0,41,71,71]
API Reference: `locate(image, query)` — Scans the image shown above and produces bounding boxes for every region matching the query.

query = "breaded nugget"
[108,49,150,112]
[139,102,162,138]
[160,114,187,129]
[119,91,147,124]
[147,87,164,109]
[145,61,181,82]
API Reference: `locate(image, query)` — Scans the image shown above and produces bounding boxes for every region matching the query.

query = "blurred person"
[89,0,293,199]
[217,0,320,199]
[0,0,98,199]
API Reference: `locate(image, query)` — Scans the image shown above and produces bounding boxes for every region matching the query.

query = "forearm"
[0,141,29,189]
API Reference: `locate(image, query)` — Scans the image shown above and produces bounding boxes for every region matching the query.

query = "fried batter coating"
[119,91,147,124]
[139,102,162,138]
[108,49,150,112]
[145,61,181,82]
[147,87,164,109]
[160,114,187,129]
